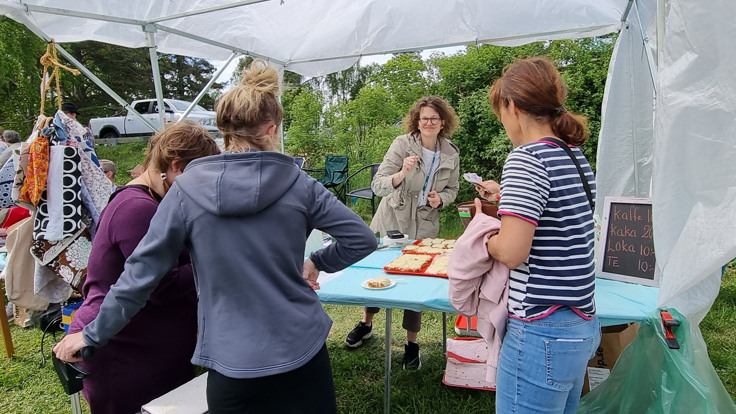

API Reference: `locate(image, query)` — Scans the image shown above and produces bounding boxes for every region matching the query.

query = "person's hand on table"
[53,332,88,362]
[474,180,500,202]
[302,258,321,290]
[427,190,442,208]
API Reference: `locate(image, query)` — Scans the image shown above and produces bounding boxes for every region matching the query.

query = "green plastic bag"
[577,308,736,414]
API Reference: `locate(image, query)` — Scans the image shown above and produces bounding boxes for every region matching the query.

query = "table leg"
[71,393,83,414]
[0,286,15,358]
[442,312,447,357]
[384,308,392,414]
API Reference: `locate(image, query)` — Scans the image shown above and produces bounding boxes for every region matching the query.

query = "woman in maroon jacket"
[67,122,219,413]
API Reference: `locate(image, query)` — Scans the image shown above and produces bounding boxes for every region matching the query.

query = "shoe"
[345,321,373,348]
[403,341,421,370]
[5,302,13,322]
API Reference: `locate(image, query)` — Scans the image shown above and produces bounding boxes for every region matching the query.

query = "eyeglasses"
[419,117,441,125]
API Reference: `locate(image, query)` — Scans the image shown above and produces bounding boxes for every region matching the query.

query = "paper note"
[463,173,482,184]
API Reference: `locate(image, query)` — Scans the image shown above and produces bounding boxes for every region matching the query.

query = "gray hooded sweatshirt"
[83,151,377,378]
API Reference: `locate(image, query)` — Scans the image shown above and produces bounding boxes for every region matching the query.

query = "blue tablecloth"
[318,267,454,313]
[317,248,659,327]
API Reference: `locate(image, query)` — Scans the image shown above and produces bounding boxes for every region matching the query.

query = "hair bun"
[240,59,281,96]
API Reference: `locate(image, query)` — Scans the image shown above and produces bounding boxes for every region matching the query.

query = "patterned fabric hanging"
[33,146,83,241]
[18,135,50,206]
[0,156,16,208]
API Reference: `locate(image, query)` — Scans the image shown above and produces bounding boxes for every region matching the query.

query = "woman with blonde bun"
[55,59,377,413]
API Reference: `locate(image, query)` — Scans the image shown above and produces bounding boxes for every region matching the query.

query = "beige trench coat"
[370,133,460,239]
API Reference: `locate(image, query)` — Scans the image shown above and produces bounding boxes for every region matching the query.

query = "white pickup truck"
[89,98,220,139]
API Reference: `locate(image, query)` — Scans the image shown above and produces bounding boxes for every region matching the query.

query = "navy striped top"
[498,139,596,320]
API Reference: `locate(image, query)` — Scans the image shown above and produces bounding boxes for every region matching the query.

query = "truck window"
[134,102,151,114]
[152,102,173,113]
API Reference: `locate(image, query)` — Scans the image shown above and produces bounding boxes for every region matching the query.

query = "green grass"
[3,271,735,412]
[2,143,734,412]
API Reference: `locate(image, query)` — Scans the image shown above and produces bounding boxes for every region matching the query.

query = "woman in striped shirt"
[475,57,601,414]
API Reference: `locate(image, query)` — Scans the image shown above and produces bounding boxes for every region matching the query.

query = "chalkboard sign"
[596,197,661,287]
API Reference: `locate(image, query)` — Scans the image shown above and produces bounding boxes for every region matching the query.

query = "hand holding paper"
[463,172,482,184]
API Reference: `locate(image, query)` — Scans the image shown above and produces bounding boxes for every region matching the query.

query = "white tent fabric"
[1,0,626,76]
[595,6,655,210]
[2,0,735,322]
[653,0,736,318]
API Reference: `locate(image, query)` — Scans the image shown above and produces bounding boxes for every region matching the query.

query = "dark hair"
[3,130,21,144]
[488,57,589,146]
[215,59,283,152]
[144,121,220,173]
[402,95,460,139]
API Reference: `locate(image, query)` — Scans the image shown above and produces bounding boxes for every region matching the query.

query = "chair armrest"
[344,164,373,183]
[343,163,380,191]
[302,168,325,173]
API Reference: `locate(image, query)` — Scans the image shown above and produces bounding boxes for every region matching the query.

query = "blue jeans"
[496,307,601,414]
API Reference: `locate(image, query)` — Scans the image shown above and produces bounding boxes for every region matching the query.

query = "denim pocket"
[544,337,596,391]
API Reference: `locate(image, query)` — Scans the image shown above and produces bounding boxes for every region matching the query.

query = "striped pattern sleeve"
[497,148,549,225]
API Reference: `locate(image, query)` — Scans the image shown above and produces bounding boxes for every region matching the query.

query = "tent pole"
[634,0,658,94]
[53,44,158,133]
[147,0,268,24]
[657,0,665,64]
[181,52,239,120]
[145,24,166,128]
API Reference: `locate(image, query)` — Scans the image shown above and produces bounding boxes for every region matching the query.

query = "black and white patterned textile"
[33,146,83,241]
[0,156,16,208]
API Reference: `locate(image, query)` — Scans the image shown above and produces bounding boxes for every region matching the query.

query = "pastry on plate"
[366,277,391,288]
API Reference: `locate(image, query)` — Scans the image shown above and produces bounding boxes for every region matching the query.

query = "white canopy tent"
[3,0,736,388]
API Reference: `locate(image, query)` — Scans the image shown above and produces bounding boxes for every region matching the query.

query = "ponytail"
[551,111,589,146]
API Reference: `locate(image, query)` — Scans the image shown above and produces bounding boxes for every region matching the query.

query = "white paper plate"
[361,279,396,290]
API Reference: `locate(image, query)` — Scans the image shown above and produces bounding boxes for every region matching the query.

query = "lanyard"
[421,139,439,200]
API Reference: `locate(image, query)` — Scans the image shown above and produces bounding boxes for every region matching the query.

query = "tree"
[0,17,46,132]
[548,37,616,170]
[284,88,329,165]
[159,55,223,109]
[370,52,428,114]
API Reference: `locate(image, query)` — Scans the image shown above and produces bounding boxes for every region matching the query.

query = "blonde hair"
[143,121,220,174]
[489,57,589,146]
[402,95,460,139]
[215,59,283,152]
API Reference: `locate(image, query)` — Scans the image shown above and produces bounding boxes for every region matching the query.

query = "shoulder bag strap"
[539,137,594,210]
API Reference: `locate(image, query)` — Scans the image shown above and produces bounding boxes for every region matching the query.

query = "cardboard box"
[582,322,639,395]
[13,304,39,328]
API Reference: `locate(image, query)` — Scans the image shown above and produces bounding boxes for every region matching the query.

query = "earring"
[160,172,167,182]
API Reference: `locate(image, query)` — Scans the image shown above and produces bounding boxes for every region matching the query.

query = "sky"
[211,46,465,91]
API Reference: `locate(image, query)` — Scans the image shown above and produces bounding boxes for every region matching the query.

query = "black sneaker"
[403,341,421,370]
[345,321,373,348]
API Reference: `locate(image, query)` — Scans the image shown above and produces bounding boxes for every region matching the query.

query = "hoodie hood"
[175,151,302,217]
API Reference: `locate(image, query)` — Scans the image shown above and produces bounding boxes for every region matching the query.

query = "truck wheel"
[102,131,120,139]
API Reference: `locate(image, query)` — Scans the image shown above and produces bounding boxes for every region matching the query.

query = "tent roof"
[1,0,629,76]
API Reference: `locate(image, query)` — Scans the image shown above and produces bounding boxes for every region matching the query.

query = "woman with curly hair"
[344,95,461,370]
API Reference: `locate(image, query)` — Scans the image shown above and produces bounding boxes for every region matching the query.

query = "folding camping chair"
[304,155,349,202]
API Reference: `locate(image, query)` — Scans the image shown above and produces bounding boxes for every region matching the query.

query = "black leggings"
[206,344,336,414]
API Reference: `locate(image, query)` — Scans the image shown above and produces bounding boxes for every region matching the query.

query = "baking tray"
[401,238,456,255]
[383,254,450,279]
